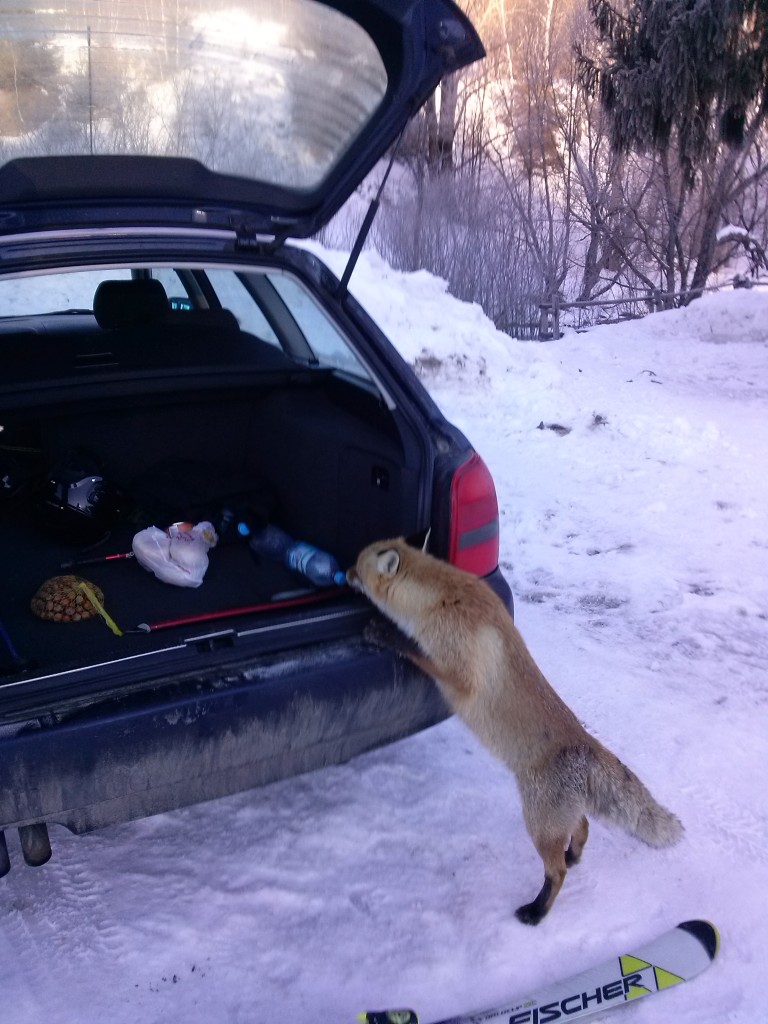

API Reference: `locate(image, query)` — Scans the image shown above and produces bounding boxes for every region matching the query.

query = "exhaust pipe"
[18,823,52,868]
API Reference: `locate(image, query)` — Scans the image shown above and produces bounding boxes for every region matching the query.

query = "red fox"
[347,538,683,925]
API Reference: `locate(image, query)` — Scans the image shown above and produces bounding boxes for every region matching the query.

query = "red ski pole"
[130,588,339,633]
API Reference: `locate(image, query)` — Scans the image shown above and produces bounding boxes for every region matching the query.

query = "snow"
[717,224,752,242]
[2,250,767,1024]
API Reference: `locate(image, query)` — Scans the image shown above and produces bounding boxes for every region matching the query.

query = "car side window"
[204,270,280,346]
[268,274,371,379]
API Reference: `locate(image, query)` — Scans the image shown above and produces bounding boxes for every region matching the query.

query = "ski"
[358,919,719,1024]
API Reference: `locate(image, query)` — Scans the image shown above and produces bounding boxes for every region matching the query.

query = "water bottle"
[242,522,346,587]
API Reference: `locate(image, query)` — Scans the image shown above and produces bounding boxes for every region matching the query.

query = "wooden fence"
[534,275,768,340]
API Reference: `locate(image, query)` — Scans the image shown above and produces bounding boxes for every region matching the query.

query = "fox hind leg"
[515,832,569,926]
[565,816,589,867]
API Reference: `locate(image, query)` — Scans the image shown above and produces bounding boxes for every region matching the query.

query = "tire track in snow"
[0,832,133,1023]
[46,853,126,958]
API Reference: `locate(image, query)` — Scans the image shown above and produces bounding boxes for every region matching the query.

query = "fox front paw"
[363,617,420,659]
[362,617,397,648]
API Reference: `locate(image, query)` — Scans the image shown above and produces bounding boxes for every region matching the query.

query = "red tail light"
[448,452,500,576]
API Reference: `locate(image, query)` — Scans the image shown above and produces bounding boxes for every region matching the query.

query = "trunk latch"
[188,630,237,654]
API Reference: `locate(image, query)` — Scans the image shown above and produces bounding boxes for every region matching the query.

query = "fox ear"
[376,548,400,576]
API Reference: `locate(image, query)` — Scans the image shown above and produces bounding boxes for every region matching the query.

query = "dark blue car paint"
[0,570,511,847]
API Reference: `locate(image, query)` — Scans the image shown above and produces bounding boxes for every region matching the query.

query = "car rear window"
[0,268,131,316]
[1,0,388,191]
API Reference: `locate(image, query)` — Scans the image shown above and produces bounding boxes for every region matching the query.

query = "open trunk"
[0,312,426,699]
[0,0,495,856]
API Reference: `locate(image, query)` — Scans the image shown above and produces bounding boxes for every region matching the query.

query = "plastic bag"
[132,521,218,588]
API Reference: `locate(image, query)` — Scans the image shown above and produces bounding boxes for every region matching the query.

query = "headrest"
[93,279,169,329]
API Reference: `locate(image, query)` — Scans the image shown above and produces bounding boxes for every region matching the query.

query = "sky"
[1,248,766,1024]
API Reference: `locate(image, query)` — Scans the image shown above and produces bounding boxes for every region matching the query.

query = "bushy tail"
[586,745,684,847]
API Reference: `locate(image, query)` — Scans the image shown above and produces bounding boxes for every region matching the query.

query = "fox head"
[346,538,406,603]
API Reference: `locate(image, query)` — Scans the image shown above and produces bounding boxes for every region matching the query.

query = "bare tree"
[339,0,768,327]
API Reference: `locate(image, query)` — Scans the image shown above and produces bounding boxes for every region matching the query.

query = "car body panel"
[1,638,451,835]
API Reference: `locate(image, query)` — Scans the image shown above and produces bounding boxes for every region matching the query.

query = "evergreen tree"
[581,0,768,187]
[579,0,768,296]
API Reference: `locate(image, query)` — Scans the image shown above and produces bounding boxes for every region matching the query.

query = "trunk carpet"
[0,512,325,678]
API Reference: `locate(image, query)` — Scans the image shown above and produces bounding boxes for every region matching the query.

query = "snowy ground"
[2,250,767,1024]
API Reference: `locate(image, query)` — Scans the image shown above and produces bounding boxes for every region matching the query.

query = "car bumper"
[0,637,449,845]
[0,564,512,872]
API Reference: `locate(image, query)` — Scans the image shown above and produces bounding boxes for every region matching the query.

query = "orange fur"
[348,538,683,924]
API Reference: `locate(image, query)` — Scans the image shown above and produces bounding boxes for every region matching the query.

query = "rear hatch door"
[0,0,484,238]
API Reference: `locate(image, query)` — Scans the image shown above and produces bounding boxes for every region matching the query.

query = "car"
[0,0,512,876]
